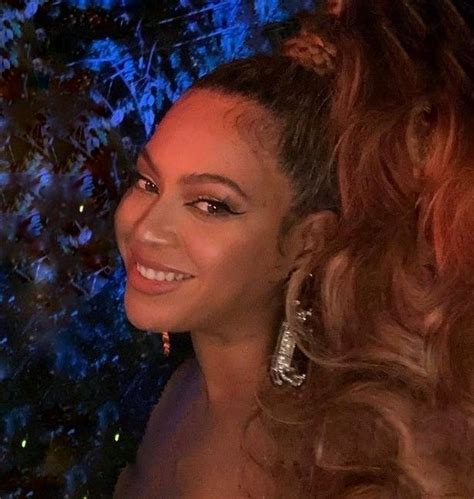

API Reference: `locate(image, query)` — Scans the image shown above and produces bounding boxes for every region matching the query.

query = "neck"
[190,308,283,413]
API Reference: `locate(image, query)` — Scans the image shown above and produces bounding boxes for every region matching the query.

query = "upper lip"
[129,247,194,276]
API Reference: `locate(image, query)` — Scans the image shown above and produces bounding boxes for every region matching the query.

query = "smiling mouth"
[135,262,194,282]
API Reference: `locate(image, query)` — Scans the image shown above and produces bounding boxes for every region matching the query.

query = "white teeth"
[145,267,155,280]
[136,263,192,282]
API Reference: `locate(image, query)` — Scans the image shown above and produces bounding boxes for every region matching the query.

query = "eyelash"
[128,170,240,218]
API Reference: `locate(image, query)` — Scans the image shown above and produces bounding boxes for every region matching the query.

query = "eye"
[129,171,158,194]
[190,197,241,217]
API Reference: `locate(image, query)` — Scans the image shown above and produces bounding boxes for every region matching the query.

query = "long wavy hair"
[255,1,474,496]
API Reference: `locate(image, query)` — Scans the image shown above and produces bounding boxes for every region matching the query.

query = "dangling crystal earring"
[270,282,313,388]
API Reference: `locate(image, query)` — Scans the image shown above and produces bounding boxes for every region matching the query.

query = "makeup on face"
[129,147,250,218]
[114,89,294,335]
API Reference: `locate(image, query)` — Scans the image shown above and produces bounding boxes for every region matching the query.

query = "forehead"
[146,89,292,204]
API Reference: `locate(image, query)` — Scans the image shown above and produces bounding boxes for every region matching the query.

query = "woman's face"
[114,89,305,336]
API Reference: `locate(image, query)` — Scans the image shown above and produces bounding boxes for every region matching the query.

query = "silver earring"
[270,296,313,388]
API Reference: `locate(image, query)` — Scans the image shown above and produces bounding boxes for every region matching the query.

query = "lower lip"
[127,262,194,296]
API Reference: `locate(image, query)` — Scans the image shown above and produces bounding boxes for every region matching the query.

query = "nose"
[132,195,180,247]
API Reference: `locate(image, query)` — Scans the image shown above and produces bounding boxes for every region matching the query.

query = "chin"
[124,291,177,333]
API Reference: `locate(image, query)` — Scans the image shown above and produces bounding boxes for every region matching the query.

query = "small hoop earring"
[162,331,171,356]
[271,274,314,388]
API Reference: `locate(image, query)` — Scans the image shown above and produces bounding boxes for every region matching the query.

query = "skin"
[113,89,318,497]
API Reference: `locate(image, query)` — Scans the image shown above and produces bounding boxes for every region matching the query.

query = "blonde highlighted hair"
[256,1,474,496]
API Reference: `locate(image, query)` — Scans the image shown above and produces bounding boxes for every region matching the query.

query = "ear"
[287,210,337,265]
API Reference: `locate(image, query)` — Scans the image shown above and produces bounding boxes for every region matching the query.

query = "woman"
[114,1,474,495]
[113,53,338,498]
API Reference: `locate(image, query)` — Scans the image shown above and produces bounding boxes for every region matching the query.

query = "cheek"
[186,223,283,286]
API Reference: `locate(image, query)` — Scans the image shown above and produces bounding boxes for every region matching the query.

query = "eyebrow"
[138,148,250,201]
